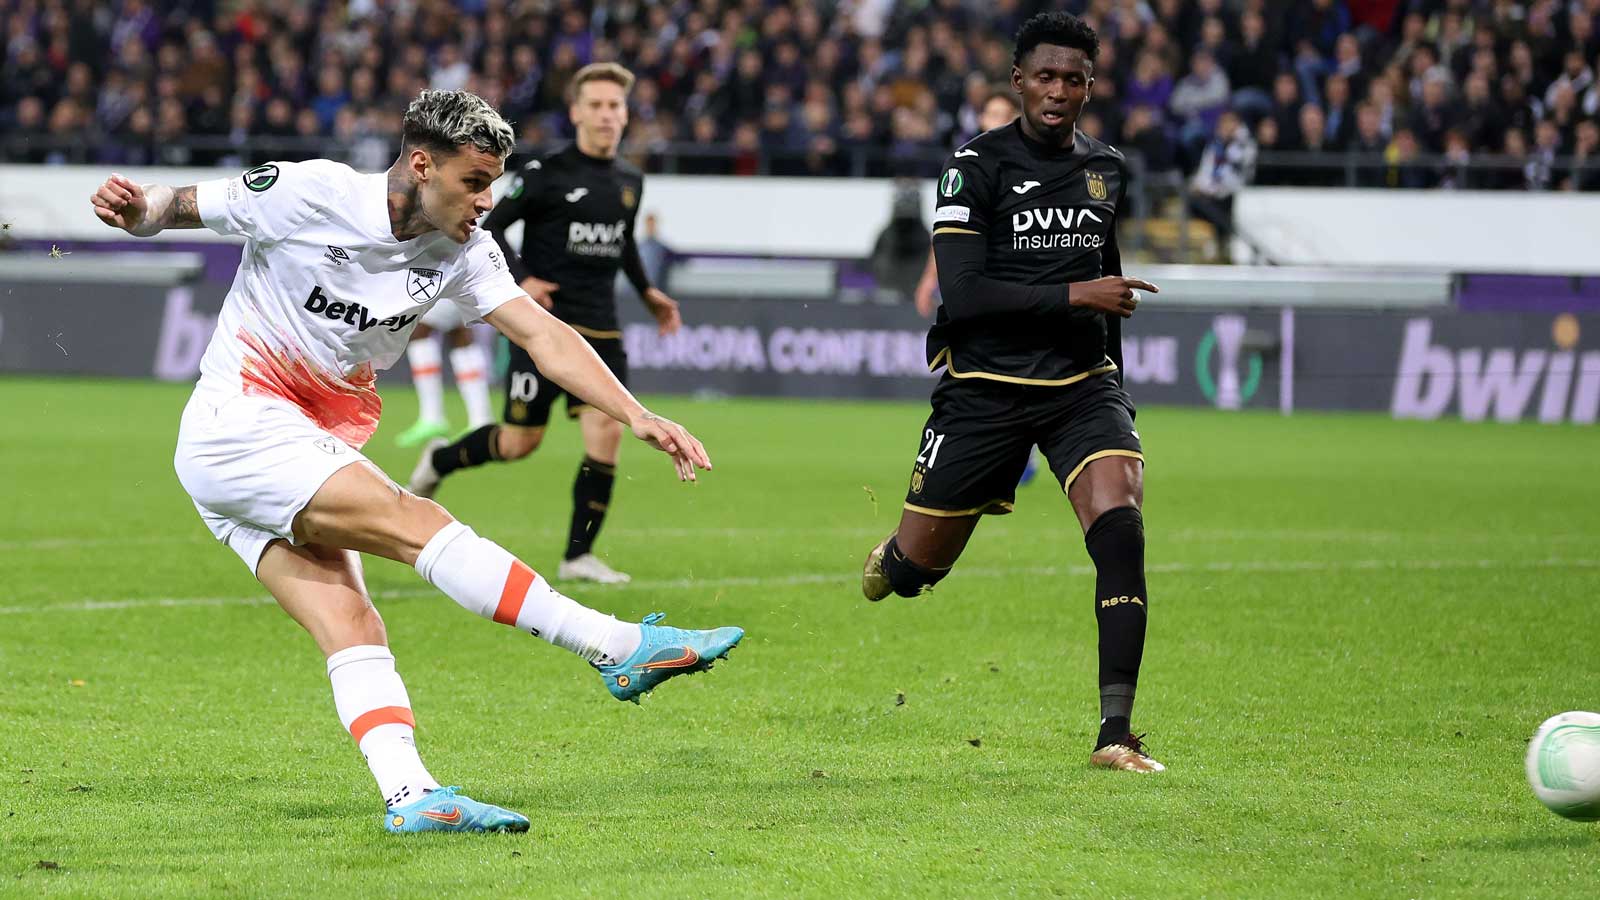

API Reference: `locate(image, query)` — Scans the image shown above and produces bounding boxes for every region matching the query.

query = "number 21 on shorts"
[916,429,946,468]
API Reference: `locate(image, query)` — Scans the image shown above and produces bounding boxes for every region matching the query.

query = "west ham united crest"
[1086,171,1107,200]
[407,267,442,302]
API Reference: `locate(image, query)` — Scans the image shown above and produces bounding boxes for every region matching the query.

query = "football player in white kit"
[88,90,744,834]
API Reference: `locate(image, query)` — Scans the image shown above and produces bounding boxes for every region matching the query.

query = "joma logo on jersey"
[567,220,627,258]
[1011,207,1106,250]
[302,286,417,333]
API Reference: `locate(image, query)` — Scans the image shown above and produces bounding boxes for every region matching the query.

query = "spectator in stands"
[1437,129,1476,190]
[1527,119,1564,190]
[1188,110,1255,258]
[1348,101,1391,187]
[1384,127,1434,188]
[1171,49,1231,164]
[1324,73,1356,149]
[1565,120,1600,191]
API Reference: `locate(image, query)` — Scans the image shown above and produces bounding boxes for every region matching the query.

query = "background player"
[392,303,493,448]
[90,89,742,833]
[411,63,680,587]
[861,13,1165,773]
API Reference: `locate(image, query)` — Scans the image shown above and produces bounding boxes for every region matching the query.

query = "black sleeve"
[932,232,1071,322]
[621,239,653,297]
[482,169,537,284]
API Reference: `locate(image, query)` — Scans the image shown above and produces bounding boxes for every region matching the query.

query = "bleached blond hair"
[401,90,515,158]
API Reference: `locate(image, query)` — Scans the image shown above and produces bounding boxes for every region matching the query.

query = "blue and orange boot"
[384,786,530,834]
[597,613,744,703]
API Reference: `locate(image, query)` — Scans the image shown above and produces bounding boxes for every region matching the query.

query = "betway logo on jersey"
[1011,207,1105,250]
[567,220,627,258]
[302,286,418,333]
[1391,317,1600,423]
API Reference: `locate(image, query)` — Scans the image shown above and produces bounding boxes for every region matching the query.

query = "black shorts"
[902,372,1142,517]
[503,335,628,428]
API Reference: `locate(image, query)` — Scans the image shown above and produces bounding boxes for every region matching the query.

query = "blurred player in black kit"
[862,12,1166,773]
[410,63,682,585]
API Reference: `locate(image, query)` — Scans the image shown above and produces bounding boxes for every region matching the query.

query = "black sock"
[1085,506,1147,748]
[431,424,500,476]
[882,536,950,597]
[565,456,616,561]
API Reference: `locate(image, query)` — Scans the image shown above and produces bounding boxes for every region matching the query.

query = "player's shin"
[448,344,493,428]
[1085,506,1148,748]
[882,535,951,597]
[327,645,441,810]
[565,456,615,561]
[413,520,641,665]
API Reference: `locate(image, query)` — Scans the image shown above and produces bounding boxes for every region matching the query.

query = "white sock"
[327,645,441,810]
[414,521,641,666]
[407,339,446,424]
[449,343,493,428]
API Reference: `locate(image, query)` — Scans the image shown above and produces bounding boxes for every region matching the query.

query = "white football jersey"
[193,159,520,448]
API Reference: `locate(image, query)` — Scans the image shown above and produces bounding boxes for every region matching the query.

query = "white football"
[1526,711,1600,821]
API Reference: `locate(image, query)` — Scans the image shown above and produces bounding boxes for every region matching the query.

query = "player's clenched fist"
[1069,275,1160,318]
[90,174,151,233]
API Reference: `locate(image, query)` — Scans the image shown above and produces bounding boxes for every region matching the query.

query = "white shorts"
[419,300,469,332]
[175,391,369,574]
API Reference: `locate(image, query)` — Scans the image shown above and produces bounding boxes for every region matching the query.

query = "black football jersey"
[927,122,1128,384]
[483,144,649,335]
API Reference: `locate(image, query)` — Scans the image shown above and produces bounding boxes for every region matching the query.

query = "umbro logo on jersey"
[324,246,350,266]
[302,285,418,333]
[954,149,979,158]
[1012,181,1042,194]
[565,187,589,203]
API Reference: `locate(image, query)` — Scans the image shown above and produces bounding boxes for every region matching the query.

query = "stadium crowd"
[2,0,1599,189]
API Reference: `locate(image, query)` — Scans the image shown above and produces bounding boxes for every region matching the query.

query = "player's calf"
[1084,505,1150,753]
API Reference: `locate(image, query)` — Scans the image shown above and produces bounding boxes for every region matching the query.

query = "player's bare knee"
[498,427,542,460]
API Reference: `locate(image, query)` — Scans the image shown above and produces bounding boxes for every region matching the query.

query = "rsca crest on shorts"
[244,164,279,193]
[407,268,442,302]
[939,168,964,198]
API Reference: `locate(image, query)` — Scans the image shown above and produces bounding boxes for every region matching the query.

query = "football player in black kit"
[410,63,682,585]
[861,13,1166,773]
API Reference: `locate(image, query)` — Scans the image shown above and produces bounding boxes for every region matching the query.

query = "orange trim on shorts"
[492,559,536,625]
[411,365,442,377]
[349,705,415,745]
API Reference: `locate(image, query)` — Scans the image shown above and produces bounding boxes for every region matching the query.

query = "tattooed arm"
[89,175,201,237]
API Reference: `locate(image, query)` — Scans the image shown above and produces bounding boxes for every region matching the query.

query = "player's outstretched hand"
[90,174,149,234]
[1070,276,1160,318]
[643,287,682,336]
[629,410,712,482]
[519,276,559,309]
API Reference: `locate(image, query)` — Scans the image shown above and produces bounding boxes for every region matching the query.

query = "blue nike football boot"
[384,786,530,834]
[597,613,744,703]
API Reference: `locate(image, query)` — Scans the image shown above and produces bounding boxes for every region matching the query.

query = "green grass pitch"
[2,375,1597,897]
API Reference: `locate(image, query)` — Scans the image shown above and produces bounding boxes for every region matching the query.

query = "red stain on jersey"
[238,329,382,448]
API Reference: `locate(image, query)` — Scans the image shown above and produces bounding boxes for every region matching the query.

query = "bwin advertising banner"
[1,280,1594,424]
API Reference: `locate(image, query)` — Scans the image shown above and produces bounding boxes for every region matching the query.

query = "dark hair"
[984,87,1021,111]
[1012,12,1099,70]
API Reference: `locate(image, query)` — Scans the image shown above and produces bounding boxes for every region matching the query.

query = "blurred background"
[2,0,1598,422]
